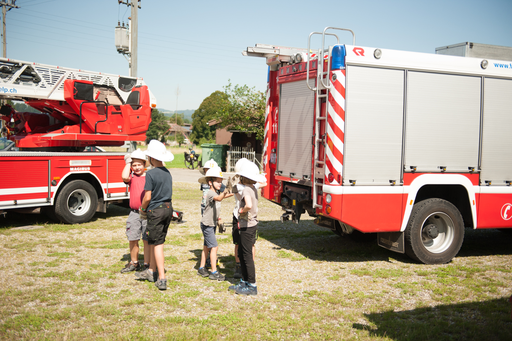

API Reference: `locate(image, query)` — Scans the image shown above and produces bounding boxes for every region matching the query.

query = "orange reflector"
[53,177,61,180]
[326,205,332,214]
[410,200,413,205]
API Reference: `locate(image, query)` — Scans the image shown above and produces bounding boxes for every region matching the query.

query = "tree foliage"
[217,82,265,141]
[146,109,169,143]
[170,113,185,126]
[190,91,229,145]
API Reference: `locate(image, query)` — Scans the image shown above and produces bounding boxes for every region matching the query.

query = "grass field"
[1,181,512,340]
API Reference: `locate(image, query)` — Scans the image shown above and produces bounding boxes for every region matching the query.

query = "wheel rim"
[66,189,92,216]
[420,211,455,254]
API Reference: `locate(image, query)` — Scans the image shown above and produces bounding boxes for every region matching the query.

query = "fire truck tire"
[404,198,464,264]
[54,180,98,224]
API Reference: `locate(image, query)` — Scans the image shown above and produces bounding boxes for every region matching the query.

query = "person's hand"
[124,154,132,165]
[239,209,248,221]
[140,210,147,220]
[217,218,225,233]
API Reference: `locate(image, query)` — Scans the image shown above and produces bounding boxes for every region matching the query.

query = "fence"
[226,146,262,172]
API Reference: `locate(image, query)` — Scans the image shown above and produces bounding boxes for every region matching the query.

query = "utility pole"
[0,0,19,58]
[174,86,180,142]
[130,0,137,77]
[117,0,139,77]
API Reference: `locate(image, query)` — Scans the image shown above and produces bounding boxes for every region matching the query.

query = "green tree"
[176,134,185,147]
[171,113,184,126]
[216,82,265,141]
[190,91,229,145]
[146,109,170,143]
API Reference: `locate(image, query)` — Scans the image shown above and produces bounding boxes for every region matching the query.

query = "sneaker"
[135,269,155,282]
[120,262,139,273]
[235,283,257,296]
[155,279,167,290]
[228,279,245,292]
[197,267,209,277]
[233,263,242,279]
[209,271,225,281]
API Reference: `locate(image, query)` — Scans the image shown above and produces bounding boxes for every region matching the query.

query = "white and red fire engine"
[245,27,512,264]
[0,58,155,224]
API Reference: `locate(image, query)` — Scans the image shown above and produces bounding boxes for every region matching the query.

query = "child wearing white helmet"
[230,158,266,279]
[200,159,221,215]
[229,161,265,296]
[200,158,227,269]
[135,140,174,291]
[197,167,231,281]
[120,149,149,274]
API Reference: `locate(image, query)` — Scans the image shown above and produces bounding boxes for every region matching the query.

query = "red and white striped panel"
[262,86,271,169]
[325,69,346,185]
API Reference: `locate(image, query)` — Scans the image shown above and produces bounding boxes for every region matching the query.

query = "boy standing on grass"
[200,159,226,269]
[229,161,263,296]
[197,167,231,281]
[120,149,149,273]
[230,158,266,279]
[135,140,174,291]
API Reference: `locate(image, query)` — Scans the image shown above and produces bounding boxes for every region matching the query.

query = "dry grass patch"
[0,181,512,340]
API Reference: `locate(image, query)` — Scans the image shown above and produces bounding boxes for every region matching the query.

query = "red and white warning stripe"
[262,86,271,168]
[325,69,346,185]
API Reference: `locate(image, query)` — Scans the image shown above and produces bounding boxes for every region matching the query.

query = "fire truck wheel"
[54,180,98,224]
[404,198,464,264]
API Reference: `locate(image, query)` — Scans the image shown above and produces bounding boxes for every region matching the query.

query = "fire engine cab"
[245,27,512,264]
[0,58,155,224]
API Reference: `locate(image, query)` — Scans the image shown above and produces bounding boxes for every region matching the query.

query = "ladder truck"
[244,27,512,264]
[0,58,156,224]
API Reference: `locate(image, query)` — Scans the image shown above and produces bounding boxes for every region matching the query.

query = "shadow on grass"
[357,297,512,341]
[257,219,512,264]
[188,248,237,283]
[0,203,131,229]
[257,219,410,263]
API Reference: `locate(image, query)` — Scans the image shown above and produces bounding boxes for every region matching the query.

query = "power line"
[1,0,19,57]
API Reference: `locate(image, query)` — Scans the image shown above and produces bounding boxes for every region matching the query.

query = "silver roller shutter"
[480,78,512,185]
[404,72,480,173]
[344,66,405,185]
[277,80,315,179]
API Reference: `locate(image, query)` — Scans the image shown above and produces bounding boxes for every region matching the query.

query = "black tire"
[54,180,98,224]
[191,156,199,169]
[404,198,464,264]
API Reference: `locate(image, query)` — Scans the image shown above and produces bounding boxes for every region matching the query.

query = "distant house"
[166,123,192,141]
[207,119,262,154]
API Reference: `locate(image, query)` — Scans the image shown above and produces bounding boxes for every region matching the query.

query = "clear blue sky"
[6,0,512,111]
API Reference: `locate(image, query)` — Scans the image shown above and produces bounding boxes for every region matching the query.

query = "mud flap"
[378,232,405,253]
[96,198,107,213]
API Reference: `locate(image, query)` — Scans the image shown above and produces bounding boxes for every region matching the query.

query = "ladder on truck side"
[0,58,144,104]
[307,27,355,210]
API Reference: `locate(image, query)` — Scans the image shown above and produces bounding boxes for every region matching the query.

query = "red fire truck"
[0,58,155,224]
[245,27,512,264]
